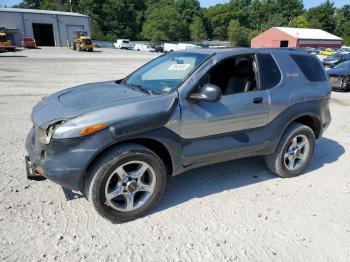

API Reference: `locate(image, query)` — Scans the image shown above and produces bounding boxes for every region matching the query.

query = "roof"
[0,7,89,18]
[275,27,342,41]
[178,47,309,56]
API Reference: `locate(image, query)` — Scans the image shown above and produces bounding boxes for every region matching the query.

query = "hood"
[32,81,148,127]
[327,68,350,76]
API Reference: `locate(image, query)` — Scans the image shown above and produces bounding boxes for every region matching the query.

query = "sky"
[0,0,348,9]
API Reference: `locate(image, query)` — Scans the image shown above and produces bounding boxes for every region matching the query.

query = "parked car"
[322,53,350,68]
[163,43,179,52]
[319,48,337,56]
[327,60,350,91]
[337,48,350,54]
[305,47,321,55]
[163,43,199,52]
[21,37,36,48]
[134,43,155,52]
[155,44,164,53]
[25,49,331,222]
[113,39,131,49]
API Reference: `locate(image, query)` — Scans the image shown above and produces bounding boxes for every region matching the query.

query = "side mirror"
[189,83,221,102]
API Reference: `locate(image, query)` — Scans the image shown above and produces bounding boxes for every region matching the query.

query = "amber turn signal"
[79,123,108,136]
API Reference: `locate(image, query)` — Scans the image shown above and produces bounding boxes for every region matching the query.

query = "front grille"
[328,75,343,88]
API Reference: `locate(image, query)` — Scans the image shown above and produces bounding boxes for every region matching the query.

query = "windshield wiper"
[124,83,153,95]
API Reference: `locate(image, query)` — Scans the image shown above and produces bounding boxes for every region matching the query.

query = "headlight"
[37,120,65,145]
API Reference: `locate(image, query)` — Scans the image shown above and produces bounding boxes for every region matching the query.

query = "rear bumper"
[25,127,112,191]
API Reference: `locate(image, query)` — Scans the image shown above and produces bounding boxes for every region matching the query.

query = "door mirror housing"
[189,83,221,102]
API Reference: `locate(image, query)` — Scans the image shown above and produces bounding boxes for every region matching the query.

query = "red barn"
[251,27,342,49]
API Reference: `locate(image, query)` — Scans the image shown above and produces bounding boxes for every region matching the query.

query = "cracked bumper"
[25,127,112,191]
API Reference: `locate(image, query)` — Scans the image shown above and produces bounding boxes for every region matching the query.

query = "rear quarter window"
[290,54,327,82]
[257,53,281,89]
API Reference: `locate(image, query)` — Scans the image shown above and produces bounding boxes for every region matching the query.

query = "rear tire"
[265,123,315,178]
[85,144,166,222]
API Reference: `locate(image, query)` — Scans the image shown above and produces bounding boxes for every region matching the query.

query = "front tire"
[85,144,166,222]
[265,123,315,178]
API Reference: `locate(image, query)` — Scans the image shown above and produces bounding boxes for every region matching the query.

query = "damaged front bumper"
[328,75,350,91]
[25,126,113,191]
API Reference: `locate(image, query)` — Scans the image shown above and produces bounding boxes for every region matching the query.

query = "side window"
[290,54,327,82]
[257,54,281,89]
[198,55,258,96]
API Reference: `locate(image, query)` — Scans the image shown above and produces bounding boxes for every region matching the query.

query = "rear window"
[257,54,281,89]
[290,54,327,82]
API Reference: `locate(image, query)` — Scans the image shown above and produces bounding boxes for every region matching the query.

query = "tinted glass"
[290,54,327,82]
[257,54,281,89]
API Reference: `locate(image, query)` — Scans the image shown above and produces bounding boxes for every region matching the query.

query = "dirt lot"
[0,47,349,262]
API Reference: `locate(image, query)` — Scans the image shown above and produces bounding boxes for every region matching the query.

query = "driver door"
[179,54,270,165]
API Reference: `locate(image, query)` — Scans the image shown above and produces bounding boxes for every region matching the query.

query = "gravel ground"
[0,47,349,262]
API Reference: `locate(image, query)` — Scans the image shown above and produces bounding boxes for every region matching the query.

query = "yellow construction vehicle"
[72,31,94,52]
[0,27,16,52]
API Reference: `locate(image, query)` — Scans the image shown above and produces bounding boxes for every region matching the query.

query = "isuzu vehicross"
[25,48,331,222]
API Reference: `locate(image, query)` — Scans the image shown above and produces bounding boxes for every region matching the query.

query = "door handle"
[253,97,264,104]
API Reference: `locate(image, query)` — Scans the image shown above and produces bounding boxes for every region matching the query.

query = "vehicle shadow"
[304,136,345,173]
[154,137,344,213]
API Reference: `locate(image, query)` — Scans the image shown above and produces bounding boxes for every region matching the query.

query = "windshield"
[125,52,209,94]
[334,60,350,69]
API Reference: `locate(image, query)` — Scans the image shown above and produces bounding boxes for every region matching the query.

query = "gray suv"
[25,48,331,222]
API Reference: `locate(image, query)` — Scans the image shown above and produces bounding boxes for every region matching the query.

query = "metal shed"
[251,27,343,49]
[0,7,90,47]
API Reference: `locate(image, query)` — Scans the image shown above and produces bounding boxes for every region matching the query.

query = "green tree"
[335,5,350,44]
[175,0,201,24]
[102,0,140,40]
[260,13,288,31]
[341,21,350,45]
[14,0,42,9]
[203,3,232,40]
[190,16,207,42]
[276,0,304,22]
[305,0,336,33]
[142,6,186,42]
[289,15,309,28]
[227,19,251,46]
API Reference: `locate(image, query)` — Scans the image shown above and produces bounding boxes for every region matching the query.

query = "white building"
[0,7,91,47]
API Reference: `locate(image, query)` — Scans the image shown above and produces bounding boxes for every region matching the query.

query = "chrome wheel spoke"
[106,186,122,201]
[287,156,296,169]
[116,166,128,180]
[295,152,304,160]
[125,192,135,210]
[296,139,306,150]
[130,162,149,179]
[137,182,155,193]
[291,137,298,148]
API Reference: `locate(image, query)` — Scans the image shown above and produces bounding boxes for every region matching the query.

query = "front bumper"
[25,127,113,191]
[328,75,350,90]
